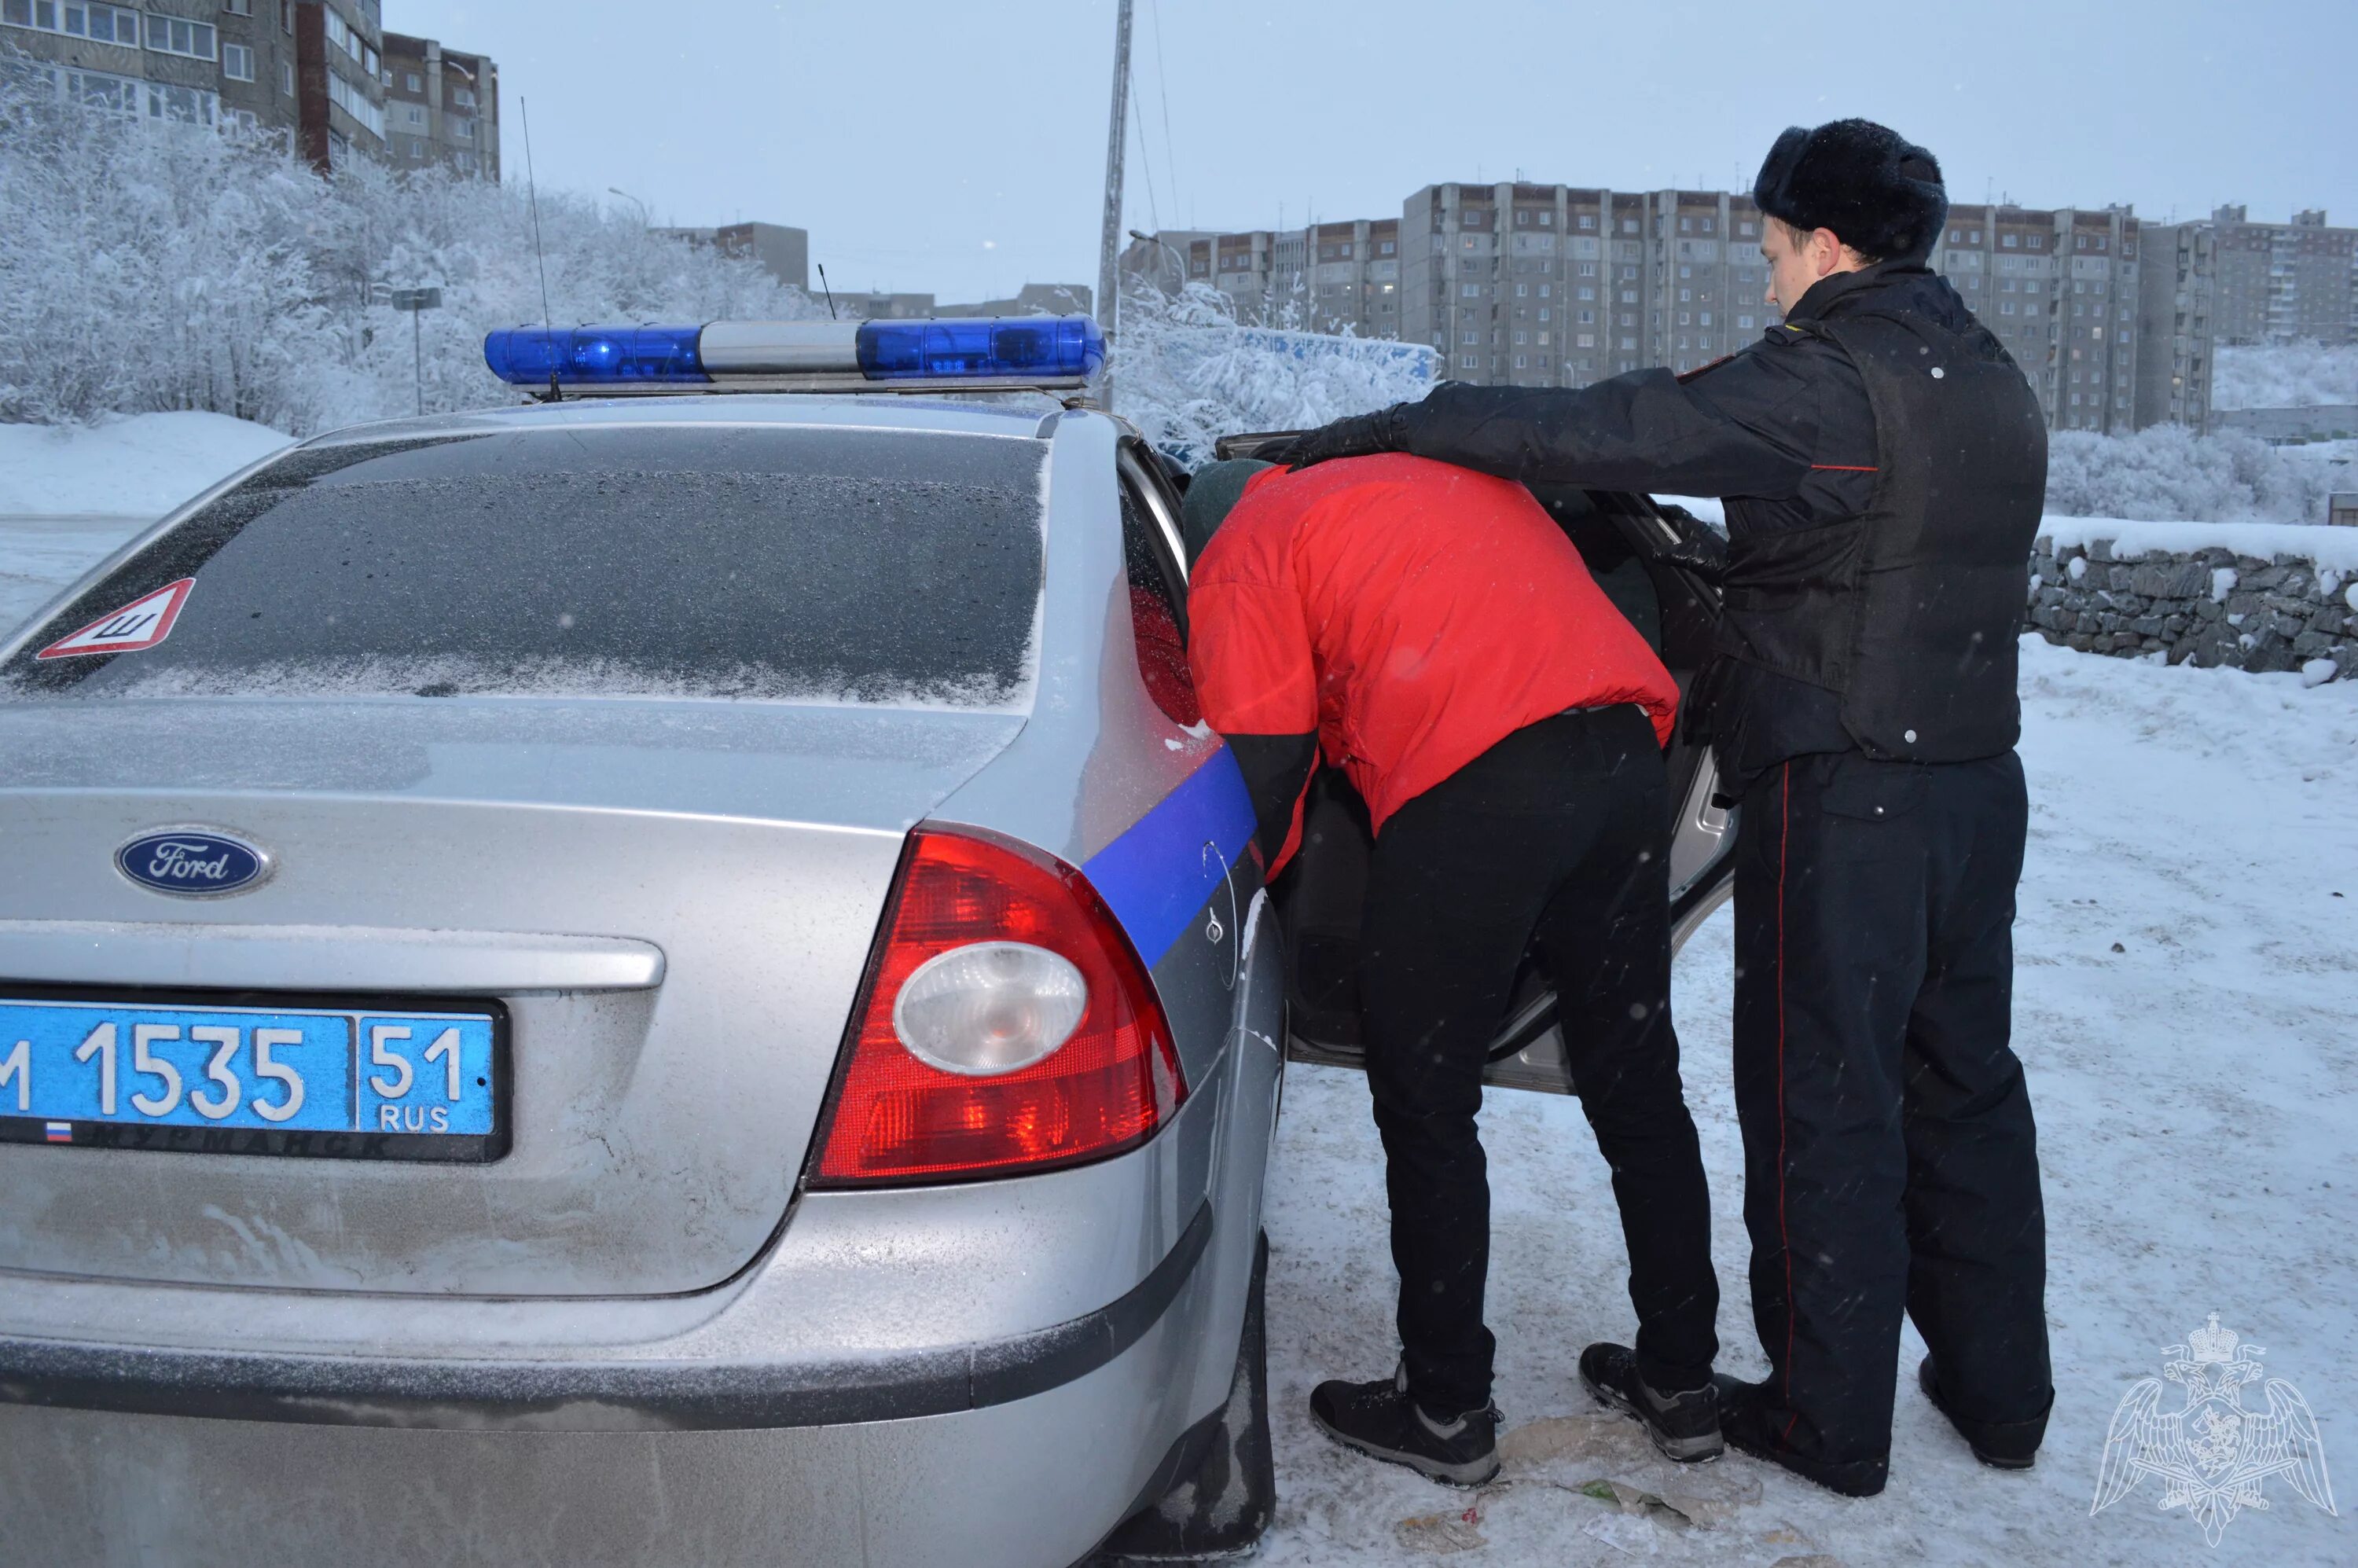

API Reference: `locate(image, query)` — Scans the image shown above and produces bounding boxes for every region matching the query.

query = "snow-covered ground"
[1258,643,2357,1566]
[3,444,2352,1566]
[0,412,290,518]
[0,413,292,632]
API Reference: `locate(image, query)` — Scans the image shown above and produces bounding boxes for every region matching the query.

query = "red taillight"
[810,825,1187,1186]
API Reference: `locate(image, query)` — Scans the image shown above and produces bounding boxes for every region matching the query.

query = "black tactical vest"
[1715,309,2046,764]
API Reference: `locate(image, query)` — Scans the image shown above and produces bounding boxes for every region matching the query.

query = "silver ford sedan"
[0,391,1287,1566]
[0,364,1740,1565]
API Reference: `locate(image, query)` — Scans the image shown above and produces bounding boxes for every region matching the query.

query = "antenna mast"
[1096,0,1134,400]
[520,96,557,399]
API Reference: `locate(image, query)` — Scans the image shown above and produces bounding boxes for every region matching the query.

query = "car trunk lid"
[0,697,1023,1297]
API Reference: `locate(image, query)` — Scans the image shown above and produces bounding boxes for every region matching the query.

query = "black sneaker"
[1918,1356,2042,1471]
[1712,1375,1889,1497]
[1309,1362,1500,1487]
[1578,1342,1724,1463]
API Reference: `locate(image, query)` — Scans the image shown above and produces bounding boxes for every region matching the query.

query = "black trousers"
[1731,749,2052,1467]
[1357,707,1720,1416]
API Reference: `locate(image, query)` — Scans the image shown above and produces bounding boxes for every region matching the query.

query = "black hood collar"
[1788,260,1972,331]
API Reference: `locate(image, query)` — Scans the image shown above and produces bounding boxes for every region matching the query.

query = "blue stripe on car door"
[1082,748,1258,968]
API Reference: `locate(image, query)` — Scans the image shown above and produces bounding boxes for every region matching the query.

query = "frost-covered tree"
[2213,342,2358,409]
[299,156,828,431]
[0,51,825,434]
[0,58,329,428]
[1111,281,1435,464]
[2045,424,2341,523]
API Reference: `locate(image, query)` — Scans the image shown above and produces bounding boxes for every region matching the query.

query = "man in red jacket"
[1185,454,1722,1485]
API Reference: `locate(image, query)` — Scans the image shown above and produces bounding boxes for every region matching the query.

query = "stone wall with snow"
[2027,518,2358,683]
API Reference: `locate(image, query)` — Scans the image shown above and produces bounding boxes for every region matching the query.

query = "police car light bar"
[483,316,1105,395]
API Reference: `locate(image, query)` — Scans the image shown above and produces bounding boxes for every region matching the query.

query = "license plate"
[0,993,505,1162]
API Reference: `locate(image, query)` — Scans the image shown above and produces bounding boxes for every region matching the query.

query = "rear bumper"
[0,1254,1221,1568]
[0,1200,1208,1431]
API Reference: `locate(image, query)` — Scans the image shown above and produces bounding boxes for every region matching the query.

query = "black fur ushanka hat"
[1753,119,1948,263]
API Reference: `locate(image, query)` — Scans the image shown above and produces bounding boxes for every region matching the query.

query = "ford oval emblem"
[115,828,274,898]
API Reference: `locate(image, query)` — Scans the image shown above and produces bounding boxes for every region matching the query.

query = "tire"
[1089,1231,1276,1563]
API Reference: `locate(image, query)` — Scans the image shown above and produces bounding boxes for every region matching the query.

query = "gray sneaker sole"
[1309,1407,1500,1488]
[1580,1367,1725,1463]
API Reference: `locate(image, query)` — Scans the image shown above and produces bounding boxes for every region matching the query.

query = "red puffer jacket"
[1189,454,1678,869]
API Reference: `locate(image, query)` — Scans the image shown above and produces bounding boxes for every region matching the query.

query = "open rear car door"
[1210,432,1736,1095]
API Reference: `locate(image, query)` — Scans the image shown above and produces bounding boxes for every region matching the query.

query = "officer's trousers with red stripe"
[1731,748,2052,1476]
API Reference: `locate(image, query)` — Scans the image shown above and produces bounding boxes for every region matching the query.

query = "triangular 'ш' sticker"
[35,578,196,660]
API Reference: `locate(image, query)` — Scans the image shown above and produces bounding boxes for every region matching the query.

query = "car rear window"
[2,425,1048,711]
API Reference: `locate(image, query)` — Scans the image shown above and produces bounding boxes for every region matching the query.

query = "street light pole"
[608,187,648,226]
[1095,0,1133,403]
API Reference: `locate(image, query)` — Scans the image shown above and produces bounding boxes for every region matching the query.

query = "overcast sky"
[395,0,2357,305]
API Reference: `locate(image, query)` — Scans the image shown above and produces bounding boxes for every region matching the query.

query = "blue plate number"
[0,999,496,1139]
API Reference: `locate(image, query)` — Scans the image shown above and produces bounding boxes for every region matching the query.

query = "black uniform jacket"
[1382,260,1994,780]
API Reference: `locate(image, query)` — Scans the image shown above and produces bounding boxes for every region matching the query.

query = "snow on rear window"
[2,427,1049,710]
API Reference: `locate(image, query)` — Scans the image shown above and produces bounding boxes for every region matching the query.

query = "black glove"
[1258,406,1405,470]
[1655,503,1728,584]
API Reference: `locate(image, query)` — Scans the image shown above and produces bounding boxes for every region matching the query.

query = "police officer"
[1264,119,2052,1496]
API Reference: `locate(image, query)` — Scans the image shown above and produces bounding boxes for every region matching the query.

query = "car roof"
[296,392,1071,450]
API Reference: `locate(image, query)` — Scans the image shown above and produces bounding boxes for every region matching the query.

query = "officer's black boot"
[1309,1361,1500,1487]
[1712,1375,1890,1497]
[1918,1356,2043,1471]
[1579,1342,1723,1463]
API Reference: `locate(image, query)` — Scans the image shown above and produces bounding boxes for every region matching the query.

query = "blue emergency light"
[857,317,1103,380]
[482,315,1104,393]
[482,325,707,385]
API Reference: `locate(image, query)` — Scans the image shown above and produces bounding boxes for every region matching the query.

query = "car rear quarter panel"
[928,409,1280,1441]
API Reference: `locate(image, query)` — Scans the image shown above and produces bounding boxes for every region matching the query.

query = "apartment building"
[2135,222,2218,429]
[3,2,496,182]
[1302,218,1403,336]
[1118,229,1217,296]
[1929,204,2053,403]
[1393,182,2169,431]
[1135,227,1255,314]
[1133,182,2188,429]
[1401,182,1780,390]
[2,0,386,169]
[654,222,810,292]
[2051,207,2141,434]
[933,283,1094,318]
[380,30,496,179]
[1195,229,1276,318]
[290,0,382,168]
[825,291,935,321]
[1122,218,1401,336]
[2205,205,2356,345]
[1199,227,1309,325]
[4,0,273,131]
[1930,204,2141,433]
[215,0,292,137]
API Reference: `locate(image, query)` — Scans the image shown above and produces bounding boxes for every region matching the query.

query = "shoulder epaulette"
[1764,321,1817,346]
